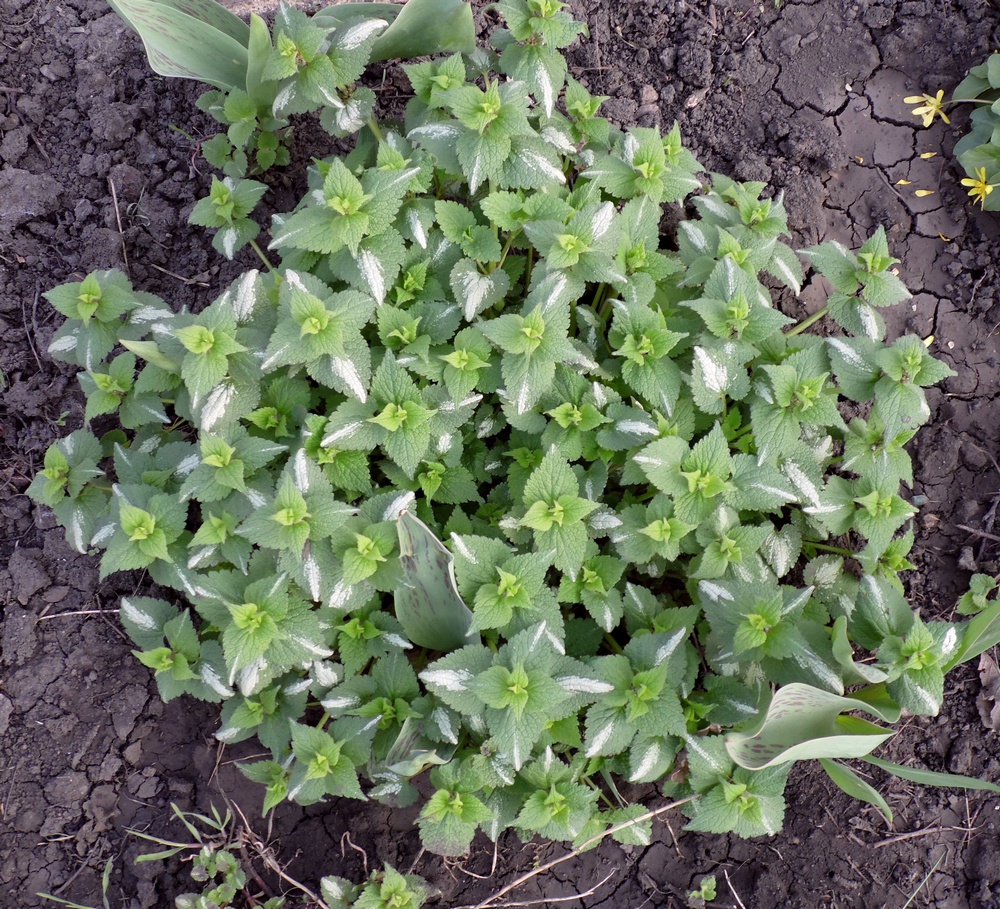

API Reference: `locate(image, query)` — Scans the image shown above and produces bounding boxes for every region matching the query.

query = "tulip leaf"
[819,758,893,824]
[370,0,475,61]
[383,715,457,778]
[944,595,1000,672]
[395,510,476,651]
[726,682,896,770]
[864,757,1000,794]
[107,0,249,91]
[313,0,476,61]
[245,13,274,112]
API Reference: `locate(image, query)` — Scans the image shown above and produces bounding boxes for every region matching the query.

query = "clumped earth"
[3,0,1000,906]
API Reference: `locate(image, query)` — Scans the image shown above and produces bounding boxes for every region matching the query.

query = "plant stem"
[805,541,854,557]
[582,776,617,809]
[494,230,521,271]
[366,117,384,143]
[728,422,754,442]
[603,632,623,655]
[786,305,828,337]
[248,238,275,273]
[594,284,613,322]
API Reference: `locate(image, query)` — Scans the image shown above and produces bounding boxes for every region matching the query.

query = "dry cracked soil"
[3,0,1000,907]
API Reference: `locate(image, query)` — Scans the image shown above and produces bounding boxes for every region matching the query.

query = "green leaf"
[690,345,750,414]
[416,786,491,855]
[819,758,893,824]
[957,574,999,617]
[395,510,476,651]
[725,683,897,770]
[943,592,1000,671]
[499,41,566,117]
[366,0,476,62]
[863,756,1000,794]
[450,258,511,321]
[106,0,250,91]
[685,769,788,837]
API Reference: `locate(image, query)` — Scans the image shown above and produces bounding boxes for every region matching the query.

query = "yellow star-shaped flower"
[903,90,951,128]
[960,167,997,208]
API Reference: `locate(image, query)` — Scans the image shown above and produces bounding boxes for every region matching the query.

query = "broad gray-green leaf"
[726,682,896,770]
[107,0,250,91]
[395,511,476,651]
[366,0,475,61]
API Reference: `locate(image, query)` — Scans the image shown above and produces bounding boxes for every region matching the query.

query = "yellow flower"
[903,90,951,128]
[960,167,997,208]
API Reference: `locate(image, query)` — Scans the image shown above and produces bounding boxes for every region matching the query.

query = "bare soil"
[3,0,1000,907]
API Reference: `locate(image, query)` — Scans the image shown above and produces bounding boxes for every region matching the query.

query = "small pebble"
[43,586,70,603]
[40,61,70,81]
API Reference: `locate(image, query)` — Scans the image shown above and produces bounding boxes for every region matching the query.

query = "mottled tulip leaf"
[395,510,476,651]
[107,0,249,91]
[726,683,897,771]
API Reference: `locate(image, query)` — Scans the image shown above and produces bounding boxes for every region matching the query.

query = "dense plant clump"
[33,0,1000,860]
[906,57,1000,208]
[949,58,1000,208]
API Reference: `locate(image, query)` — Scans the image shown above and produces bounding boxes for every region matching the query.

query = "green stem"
[786,305,829,337]
[366,117,385,143]
[805,541,854,557]
[494,230,521,271]
[602,632,623,655]
[594,284,613,322]
[248,238,275,273]
[582,775,617,810]
[729,422,754,442]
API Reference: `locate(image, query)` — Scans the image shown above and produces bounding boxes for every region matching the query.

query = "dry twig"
[108,176,130,275]
[452,796,696,909]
